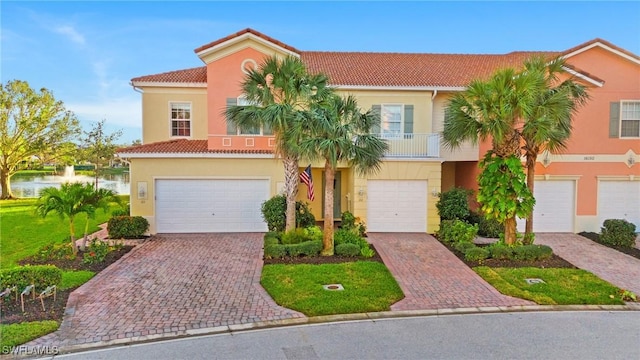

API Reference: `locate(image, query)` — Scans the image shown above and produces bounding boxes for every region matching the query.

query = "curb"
[9,303,639,358]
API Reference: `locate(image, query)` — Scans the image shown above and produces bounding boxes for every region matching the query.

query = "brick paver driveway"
[28,233,303,348]
[368,233,533,310]
[536,233,640,295]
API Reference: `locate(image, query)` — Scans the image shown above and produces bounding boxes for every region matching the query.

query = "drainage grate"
[525,278,545,285]
[322,284,344,291]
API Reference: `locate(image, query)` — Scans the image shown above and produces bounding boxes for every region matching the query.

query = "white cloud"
[54,25,85,45]
[66,96,141,129]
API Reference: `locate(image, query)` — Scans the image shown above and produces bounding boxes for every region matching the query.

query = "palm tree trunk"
[525,152,537,240]
[322,160,335,256]
[0,167,14,200]
[504,216,517,245]
[69,217,78,255]
[283,155,299,232]
[81,219,90,251]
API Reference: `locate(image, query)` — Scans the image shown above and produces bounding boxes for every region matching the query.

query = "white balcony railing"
[378,133,440,158]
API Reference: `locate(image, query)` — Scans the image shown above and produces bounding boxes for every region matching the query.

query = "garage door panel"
[598,181,640,228]
[156,179,269,233]
[367,180,427,233]
[517,180,575,233]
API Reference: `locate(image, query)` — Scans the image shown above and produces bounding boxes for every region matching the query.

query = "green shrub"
[477,215,504,238]
[281,228,312,245]
[264,232,281,247]
[437,219,478,244]
[107,216,149,239]
[512,245,553,261]
[264,244,287,259]
[341,211,356,229]
[288,241,323,257]
[111,205,130,217]
[464,247,489,262]
[261,195,316,232]
[34,242,75,262]
[436,187,472,221]
[0,265,62,292]
[335,243,361,257]
[488,243,513,260]
[82,240,111,265]
[334,228,366,247]
[600,219,637,248]
[360,246,375,258]
[304,226,323,242]
[454,241,476,253]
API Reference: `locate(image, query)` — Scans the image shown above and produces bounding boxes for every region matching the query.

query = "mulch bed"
[442,242,577,269]
[263,244,384,265]
[2,246,134,325]
[578,232,640,260]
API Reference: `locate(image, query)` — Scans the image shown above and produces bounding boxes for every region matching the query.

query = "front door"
[322,171,341,220]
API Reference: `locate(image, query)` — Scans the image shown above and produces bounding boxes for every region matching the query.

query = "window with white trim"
[621,101,640,138]
[170,102,191,137]
[381,104,403,137]
[237,96,261,135]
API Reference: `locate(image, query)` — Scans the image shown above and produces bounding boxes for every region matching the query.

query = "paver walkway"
[535,233,640,295]
[368,233,533,310]
[27,233,303,349]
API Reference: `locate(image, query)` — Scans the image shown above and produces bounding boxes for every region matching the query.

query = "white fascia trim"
[561,66,604,87]
[334,85,466,91]
[117,152,274,159]
[131,81,207,88]
[196,33,300,60]
[561,42,640,66]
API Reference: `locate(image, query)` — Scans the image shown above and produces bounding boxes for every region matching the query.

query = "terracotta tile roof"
[117,139,273,155]
[194,28,299,54]
[560,38,640,62]
[301,51,560,87]
[131,67,206,84]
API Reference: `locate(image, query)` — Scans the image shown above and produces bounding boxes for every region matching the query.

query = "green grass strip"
[60,270,95,290]
[474,266,625,305]
[262,261,404,316]
[0,321,59,348]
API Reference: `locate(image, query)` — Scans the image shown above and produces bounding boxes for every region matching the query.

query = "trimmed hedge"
[264,244,287,259]
[488,244,514,260]
[288,241,323,257]
[513,245,554,261]
[436,187,472,221]
[464,247,489,262]
[107,216,149,239]
[601,219,637,248]
[0,265,62,292]
[281,228,312,245]
[335,243,361,257]
[438,219,478,244]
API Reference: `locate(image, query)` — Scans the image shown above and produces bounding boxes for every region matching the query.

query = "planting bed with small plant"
[578,219,640,260]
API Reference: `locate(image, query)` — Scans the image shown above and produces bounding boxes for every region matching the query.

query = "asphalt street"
[50,311,640,360]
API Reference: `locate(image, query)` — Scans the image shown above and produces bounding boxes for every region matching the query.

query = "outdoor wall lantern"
[628,154,636,166]
[431,188,439,198]
[137,182,148,200]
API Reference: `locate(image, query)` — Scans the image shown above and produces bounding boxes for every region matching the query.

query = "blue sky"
[2,1,639,144]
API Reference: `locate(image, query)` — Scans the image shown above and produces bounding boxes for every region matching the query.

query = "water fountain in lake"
[7,165,130,198]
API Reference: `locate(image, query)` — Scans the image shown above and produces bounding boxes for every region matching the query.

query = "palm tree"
[80,187,121,251]
[443,67,538,245]
[297,95,388,255]
[226,55,331,232]
[35,182,96,254]
[519,56,589,238]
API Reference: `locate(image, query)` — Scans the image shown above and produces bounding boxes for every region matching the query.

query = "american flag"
[299,165,315,201]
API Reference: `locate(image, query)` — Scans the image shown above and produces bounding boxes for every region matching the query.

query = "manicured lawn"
[60,270,95,290]
[261,262,404,316]
[0,321,59,348]
[0,197,128,269]
[474,267,625,305]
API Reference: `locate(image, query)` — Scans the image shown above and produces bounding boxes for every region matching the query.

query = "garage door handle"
[212,213,215,216]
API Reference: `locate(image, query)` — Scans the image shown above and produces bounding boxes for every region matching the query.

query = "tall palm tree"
[35,182,96,254]
[226,55,331,232]
[297,94,388,255]
[80,187,121,251]
[519,56,589,238]
[443,67,538,245]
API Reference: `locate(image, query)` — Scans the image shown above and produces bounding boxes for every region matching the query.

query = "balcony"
[379,133,440,158]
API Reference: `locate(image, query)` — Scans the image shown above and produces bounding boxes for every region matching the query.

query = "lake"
[6,171,131,198]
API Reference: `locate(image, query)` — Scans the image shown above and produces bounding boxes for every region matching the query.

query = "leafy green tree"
[35,183,96,254]
[226,55,331,232]
[80,119,123,189]
[519,56,589,238]
[297,95,387,255]
[0,80,80,199]
[443,67,537,245]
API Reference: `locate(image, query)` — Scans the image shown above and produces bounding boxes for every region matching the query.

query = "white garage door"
[367,180,427,232]
[155,179,269,233]
[598,181,640,228]
[517,180,575,232]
